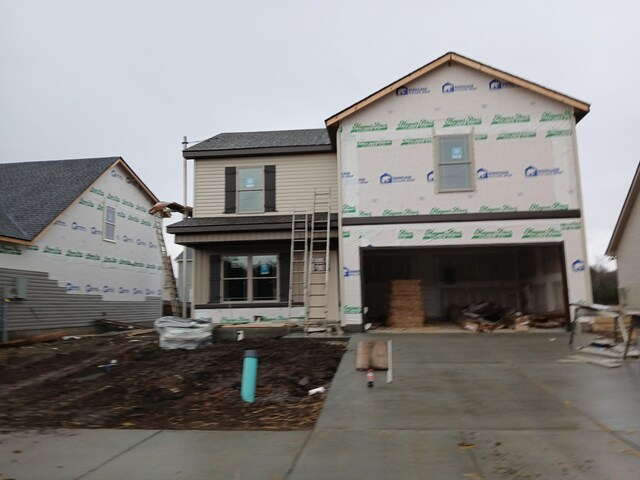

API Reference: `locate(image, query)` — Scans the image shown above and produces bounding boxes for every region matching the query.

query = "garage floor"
[1,333,639,479]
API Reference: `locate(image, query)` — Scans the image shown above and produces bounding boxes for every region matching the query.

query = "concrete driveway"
[1,332,639,479]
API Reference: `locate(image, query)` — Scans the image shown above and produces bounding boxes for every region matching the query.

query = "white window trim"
[434,133,476,193]
[103,203,116,242]
[221,253,279,303]
[236,166,265,214]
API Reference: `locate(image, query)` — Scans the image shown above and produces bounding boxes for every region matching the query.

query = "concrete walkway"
[1,333,640,479]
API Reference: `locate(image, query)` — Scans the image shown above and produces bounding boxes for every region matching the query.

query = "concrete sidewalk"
[2,333,640,479]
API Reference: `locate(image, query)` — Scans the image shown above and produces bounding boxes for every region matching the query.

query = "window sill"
[196,301,292,309]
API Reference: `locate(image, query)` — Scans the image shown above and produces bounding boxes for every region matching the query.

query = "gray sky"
[2,0,639,266]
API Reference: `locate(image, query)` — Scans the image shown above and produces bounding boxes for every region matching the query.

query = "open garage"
[360,244,569,327]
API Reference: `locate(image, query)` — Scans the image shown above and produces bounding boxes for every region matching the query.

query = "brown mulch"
[0,333,346,431]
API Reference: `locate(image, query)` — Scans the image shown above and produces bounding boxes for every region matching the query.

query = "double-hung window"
[237,167,264,213]
[437,135,474,192]
[222,254,278,302]
[104,205,116,242]
[224,165,276,214]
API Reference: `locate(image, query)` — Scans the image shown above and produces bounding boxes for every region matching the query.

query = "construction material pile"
[450,301,564,332]
[387,279,426,327]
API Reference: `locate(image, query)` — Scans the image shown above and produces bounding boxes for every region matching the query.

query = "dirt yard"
[0,332,346,431]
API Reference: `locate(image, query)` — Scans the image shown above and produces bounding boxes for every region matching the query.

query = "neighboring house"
[606,161,640,309]
[168,52,593,331]
[0,157,163,338]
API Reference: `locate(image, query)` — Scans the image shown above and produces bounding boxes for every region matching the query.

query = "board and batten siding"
[193,153,338,217]
[616,192,640,307]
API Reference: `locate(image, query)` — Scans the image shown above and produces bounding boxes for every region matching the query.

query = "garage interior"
[361,244,569,327]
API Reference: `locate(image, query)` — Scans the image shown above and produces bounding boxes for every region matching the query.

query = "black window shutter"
[264,165,276,212]
[209,255,221,303]
[279,251,290,302]
[224,167,236,213]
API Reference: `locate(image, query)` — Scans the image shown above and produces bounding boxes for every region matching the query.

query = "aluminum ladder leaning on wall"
[306,189,342,336]
[152,213,182,317]
[287,211,309,328]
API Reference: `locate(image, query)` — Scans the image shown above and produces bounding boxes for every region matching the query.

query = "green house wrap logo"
[540,111,572,122]
[343,204,356,214]
[443,116,482,127]
[561,221,581,230]
[65,249,84,258]
[117,211,126,218]
[358,210,372,217]
[25,245,39,251]
[497,131,536,140]
[479,205,518,213]
[423,228,462,240]
[472,228,513,239]
[0,244,21,255]
[397,230,414,240]
[529,202,569,211]
[357,140,392,148]
[123,199,134,208]
[546,130,572,137]
[491,114,530,124]
[44,246,62,255]
[107,193,120,202]
[136,205,147,212]
[85,253,101,261]
[396,119,434,130]
[344,305,363,314]
[430,207,468,215]
[401,137,432,146]
[79,198,94,208]
[103,256,118,264]
[90,187,104,196]
[351,122,387,133]
[342,231,351,238]
[474,134,488,141]
[127,215,140,223]
[522,227,562,238]
[383,208,419,216]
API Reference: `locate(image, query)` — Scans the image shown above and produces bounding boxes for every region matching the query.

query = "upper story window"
[104,204,116,242]
[237,167,264,213]
[224,165,276,214]
[437,135,475,192]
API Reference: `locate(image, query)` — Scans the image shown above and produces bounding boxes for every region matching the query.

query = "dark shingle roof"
[0,157,119,242]
[184,128,332,155]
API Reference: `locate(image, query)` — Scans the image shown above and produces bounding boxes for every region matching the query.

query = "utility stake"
[386,339,393,384]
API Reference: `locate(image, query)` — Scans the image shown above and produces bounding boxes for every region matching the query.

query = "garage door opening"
[361,244,568,328]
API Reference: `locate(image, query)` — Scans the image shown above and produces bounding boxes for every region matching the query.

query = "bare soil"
[0,332,346,431]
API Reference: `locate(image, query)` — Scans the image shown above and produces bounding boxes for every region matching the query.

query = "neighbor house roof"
[325,51,591,140]
[183,128,333,158]
[606,161,640,256]
[0,157,158,244]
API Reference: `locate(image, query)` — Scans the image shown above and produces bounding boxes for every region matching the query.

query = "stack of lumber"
[387,279,426,327]
[591,316,637,341]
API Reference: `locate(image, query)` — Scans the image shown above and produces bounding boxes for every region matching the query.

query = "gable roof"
[184,128,333,158]
[606,161,640,256]
[0,157,158,244]
[325,52,590,140]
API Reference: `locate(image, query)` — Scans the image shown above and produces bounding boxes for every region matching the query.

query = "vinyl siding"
[193,153,338,217]
[616,191,640,297]
[0,268,161,338]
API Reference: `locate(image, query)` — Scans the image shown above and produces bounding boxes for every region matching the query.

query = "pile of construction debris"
[449,302,564,333]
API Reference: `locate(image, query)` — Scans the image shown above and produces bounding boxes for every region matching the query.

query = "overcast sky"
[2,0,639,266]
